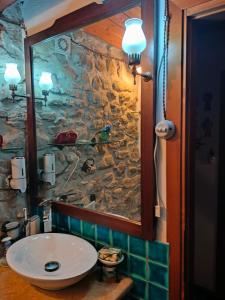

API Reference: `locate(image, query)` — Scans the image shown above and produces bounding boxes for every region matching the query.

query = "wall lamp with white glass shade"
[122,18,153,85]
[35,72,53,106]
[4,63,30,101]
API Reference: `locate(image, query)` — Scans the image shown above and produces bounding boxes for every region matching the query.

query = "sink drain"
[45,261,60,272]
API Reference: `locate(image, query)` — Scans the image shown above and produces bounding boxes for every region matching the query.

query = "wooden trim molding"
[167,1,184,300]
[53,202,142,237]
[25,0,156,240]
[187,0,225,16]
[25,0,142,46]
[167,0,225,299]
[171,0,223,10]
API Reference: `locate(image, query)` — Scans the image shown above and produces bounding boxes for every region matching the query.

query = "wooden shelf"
[0,147,23,152]
[48,140,120,148]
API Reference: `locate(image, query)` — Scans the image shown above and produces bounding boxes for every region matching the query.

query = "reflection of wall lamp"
[35,72,53,106]
[122,18,153,85]
[4,63,30,101]
[4,65,53,105]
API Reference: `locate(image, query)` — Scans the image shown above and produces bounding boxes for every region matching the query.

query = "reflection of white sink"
[6,233,97,290]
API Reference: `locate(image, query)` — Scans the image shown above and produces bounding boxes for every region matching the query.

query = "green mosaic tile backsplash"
[53,212,169,300]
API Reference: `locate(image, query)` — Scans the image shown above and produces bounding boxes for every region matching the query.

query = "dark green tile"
[82,237,96,248]
[97,225,110,245]
[82,221,95,239]
[123,293,141,300]
[95,242,106,252]
[149,262,168,288]
[52,224,56,231]
[112,230,128,252]
[70,217,81,235]
[130,255,147,279]
[130,236,146,258]
[52,211,58,227]
[122,294,136,300]
[117,253,129,275]
[36,206,42,218]
[148,241,169,265]
[58,214,69,231]
[131,277,147,299]
[57,227,68,234]
[148,283,168,300]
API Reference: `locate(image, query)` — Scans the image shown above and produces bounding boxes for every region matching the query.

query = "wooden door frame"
[25,0,156,240]
[167,1,225,300]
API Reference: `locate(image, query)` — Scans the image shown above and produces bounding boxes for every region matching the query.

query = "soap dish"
[98,247,124,283]
[98,254,124,267]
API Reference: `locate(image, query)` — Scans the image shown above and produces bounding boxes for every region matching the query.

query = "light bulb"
[39,72,53,91]
[136,66,142,73]
[122,18,147,56]
[4,63,21,85]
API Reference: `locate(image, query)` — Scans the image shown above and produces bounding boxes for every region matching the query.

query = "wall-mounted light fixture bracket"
[131,65,153,85]
[9,84,30,101]
[35,90,49,106]
[4,63,30,101]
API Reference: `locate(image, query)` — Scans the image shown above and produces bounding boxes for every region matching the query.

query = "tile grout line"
[68,216,71,232]
[127,235,131,275]
[94,223,97,243]
[80,220,83,236]
[109,229,113,246]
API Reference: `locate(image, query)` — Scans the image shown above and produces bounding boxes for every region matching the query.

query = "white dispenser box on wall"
[7,156,27,193]
[41,153,56,186]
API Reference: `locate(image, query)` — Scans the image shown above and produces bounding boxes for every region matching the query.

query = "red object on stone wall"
[54,130,78,144]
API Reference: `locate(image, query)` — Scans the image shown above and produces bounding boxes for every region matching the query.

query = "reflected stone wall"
[33,29,141,221]
[0,2,26,226]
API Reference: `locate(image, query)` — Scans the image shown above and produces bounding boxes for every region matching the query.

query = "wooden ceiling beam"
[171,0,212,9]
[0,0,16,12]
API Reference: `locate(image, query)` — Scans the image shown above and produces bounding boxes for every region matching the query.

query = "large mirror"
[25,0,155,239]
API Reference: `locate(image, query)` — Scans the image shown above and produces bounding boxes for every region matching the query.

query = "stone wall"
[32,29,141,221]
[0,2,27,226]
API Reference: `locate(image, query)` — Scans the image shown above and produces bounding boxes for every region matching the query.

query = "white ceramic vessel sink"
[6,233,97,290]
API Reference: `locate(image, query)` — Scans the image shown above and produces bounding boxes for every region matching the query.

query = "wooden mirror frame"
[24,0,156,240]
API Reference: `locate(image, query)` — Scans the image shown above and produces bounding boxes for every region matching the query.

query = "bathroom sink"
[6,233,97,290]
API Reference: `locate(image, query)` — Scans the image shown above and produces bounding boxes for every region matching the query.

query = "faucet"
[23,208,29,236]
[55,192,78,202]
[38,198,53,233]
[22,208,40,237]
[38,198,53,207]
